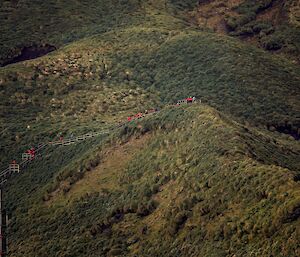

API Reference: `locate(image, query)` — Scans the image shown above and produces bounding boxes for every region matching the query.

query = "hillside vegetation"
[0,0,143,66]
[0,0,299,256]
[192,0,300,62]
[5,105,300,256]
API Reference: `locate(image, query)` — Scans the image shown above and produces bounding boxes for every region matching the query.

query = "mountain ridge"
[0,0,299,256]
[5,104,300,256]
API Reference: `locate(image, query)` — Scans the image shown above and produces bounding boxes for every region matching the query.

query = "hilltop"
[4,104,300,256]
[0,0,299,256]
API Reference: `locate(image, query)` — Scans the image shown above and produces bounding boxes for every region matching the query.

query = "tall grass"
[5,105,300,257]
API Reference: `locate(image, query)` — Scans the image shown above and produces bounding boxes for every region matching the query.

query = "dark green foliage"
[168,0,197,10]
[139,32,299,127]
[3,105,300,257]
[168,211,189,235]
[136,201,154,216]
[0,0,299,256]
[0,0,142,65]
[223,0,300,57]
[225,0,274,31]
[261,35,285,50]
[260,24,300,53]
[229,21,274,36]
[252,21,274,34]
[234,0,274,15]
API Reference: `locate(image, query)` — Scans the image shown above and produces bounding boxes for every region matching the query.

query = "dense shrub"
[168,211,189,235]
[261,35,285,50]
[169,0,197,10]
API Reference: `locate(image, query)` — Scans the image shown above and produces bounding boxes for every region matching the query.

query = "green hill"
[0,0,143,66]
[0,0,299,256]
[191,0,300,62]
[4,104,300,256]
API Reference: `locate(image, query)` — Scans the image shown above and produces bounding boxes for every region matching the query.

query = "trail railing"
[0,128,111,183]
[49,130,110,146]
[0,106,163,184]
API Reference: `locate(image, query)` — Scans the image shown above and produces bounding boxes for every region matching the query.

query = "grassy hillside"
[0,0,300,256]
[1,24,299,167]
[0,0,143,65]
[4,105,300,256]
[191,0,300,62]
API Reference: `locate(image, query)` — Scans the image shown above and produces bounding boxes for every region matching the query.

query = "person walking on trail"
[186,97,193,104]
[30,147,35,160]
[25,148,34,160]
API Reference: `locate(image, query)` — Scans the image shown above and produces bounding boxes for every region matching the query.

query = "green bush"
[225,0,274,33]
[168,211,189,235]
[261,35,285,50]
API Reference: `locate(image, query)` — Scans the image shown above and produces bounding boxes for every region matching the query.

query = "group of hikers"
[25,148,36,159]
[127,108,159,122]
[177,96,196,105]
[126,96,196,122]
[8,96,197,170]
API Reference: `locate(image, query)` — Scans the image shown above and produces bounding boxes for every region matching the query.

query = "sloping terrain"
[191,0,300,62]
[5,105,300,256]
[0,0,142,66]
[0,0,299,256]
[1,25,299,166]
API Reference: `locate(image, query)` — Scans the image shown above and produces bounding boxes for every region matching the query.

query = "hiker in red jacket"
[137,112,143,118]
[26,149,31,154]
[186,97,193,103]
[30,148,35,159]
[26,148,35,160]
